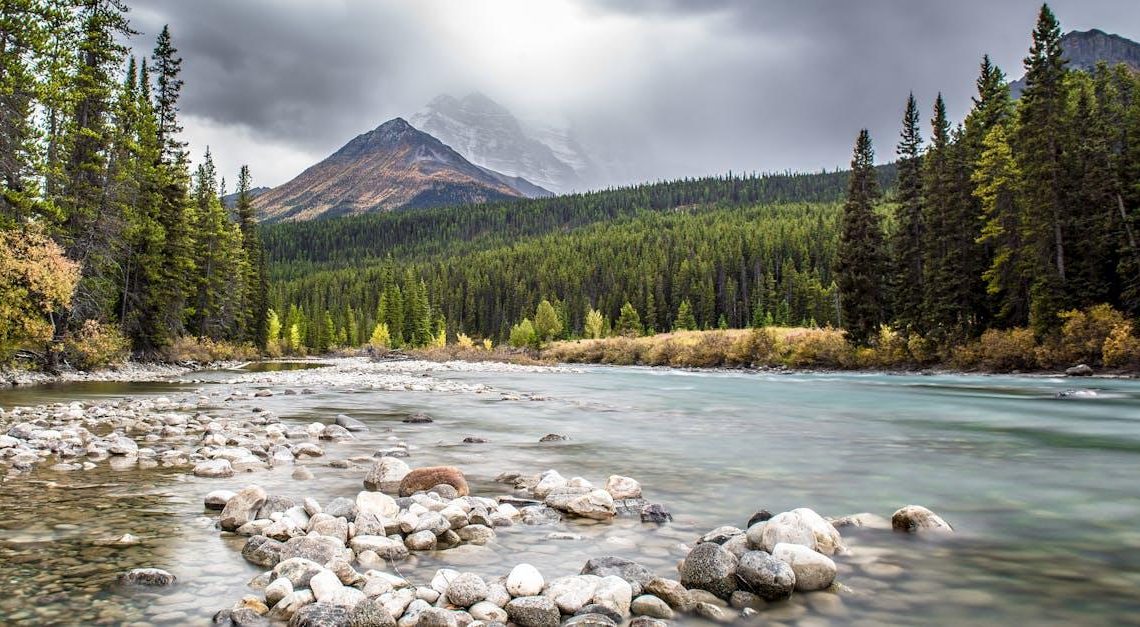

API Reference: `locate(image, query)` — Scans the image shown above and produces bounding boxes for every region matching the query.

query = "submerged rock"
[335,414,369,432]
[118,568,176,586]
[891,505,953,533]
[403,412,433,424]
[640,503,672,523]
[538,433,567,442]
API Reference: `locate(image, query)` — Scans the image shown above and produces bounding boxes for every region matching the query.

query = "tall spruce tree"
[235,165,268,346]
[890,93,925,334]
[1016,3,1069,333]
[835,129,887,346]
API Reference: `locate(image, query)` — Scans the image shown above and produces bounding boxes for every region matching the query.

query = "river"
[1,360,1138,625]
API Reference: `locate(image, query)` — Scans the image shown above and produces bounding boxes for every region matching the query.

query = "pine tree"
[151,25,184,167]
[615,301,643,337]
[890,93,925,334]
[674,299,697,331]
[835,129,887,346]
[1016,3,1069,332]
[235,165,268,346]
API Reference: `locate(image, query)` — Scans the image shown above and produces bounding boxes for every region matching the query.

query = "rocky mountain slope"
[253,118,541,222]
[1011,29,1140,96]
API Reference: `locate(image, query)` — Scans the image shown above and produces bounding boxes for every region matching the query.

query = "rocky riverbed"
[3,358,1137,625]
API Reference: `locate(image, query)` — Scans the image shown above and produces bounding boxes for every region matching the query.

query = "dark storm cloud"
[129,0,1140,187]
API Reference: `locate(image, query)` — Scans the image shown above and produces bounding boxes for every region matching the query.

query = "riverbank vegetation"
[0,1,267,370]
[541,302,1140,373]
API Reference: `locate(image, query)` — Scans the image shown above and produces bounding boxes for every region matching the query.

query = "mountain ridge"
[1010,28,1140,96]
[253,118,546,222]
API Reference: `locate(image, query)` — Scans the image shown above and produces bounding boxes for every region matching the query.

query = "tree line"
[0,1,266,365]
[267,202,843,352]
[836,4,1140,350]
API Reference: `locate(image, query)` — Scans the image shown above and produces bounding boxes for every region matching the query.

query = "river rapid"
[0,358,1138,626]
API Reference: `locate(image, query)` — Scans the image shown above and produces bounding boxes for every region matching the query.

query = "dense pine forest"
[0,1,266,367]
[264,5,1140,371]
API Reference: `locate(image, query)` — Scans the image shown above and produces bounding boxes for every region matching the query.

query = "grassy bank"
[541,309,1140,374]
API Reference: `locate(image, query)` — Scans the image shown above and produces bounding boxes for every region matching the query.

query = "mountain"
[1010,29,1140,97]
[253,118,546,222]
[221,186,270,209]
[410,93,596,194]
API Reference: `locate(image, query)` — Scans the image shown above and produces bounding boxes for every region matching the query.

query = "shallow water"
[2,364,1140,625]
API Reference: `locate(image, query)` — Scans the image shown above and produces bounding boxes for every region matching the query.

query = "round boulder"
[736,550,795,601]
[679,542,738,600]
[398,466,469,497]
[771,542,837,591]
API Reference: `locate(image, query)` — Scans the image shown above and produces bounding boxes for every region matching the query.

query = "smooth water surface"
[1,364,1139,625]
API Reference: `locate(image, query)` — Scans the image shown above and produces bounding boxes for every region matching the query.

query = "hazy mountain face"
[410,93,598,194]
[253,118,525,221]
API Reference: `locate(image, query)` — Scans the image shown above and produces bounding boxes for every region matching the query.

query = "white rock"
[754,508,845,555]
[545,575,600,614]
[592,575,633,616]
[469,600,508,622]
[309,568,344,601]
[533,470,567,499]
[604,475,642,499]
[265,577,294,607]
[506,563,545,597]
[356,490,399,519]
[771,542,837,591]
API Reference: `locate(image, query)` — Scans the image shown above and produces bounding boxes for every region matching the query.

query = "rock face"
[891,505,953,533]
[220,485,268,531]
[770,542,837,591]
[753,508,845,555]
[679,542,738,600]
[398,466,469,497]
[736,551,796,600]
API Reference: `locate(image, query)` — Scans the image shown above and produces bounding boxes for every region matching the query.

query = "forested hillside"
[261,168,900,351]
[0,2,266,367]
[264,6,1140,371]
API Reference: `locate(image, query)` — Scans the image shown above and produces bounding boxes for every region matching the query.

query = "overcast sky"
[129,0,1139,189]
